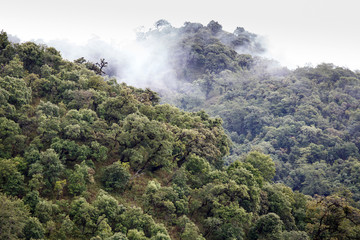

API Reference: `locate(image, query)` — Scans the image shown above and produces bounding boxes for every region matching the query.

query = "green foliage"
[248,213,283,240]
[93,190,125,229]
[98,89,138,122]
[140,21,360,206]
[54,179,67,198]
[51,137,91,163]
[0,158,25,196]
[0,193,30,240]
[36,100,60,117]
[23,217,45,240]
[101,161,131,192]
[30,148,64,189]
[306,194,360,240]
[68,163,89,196]
[191,177,252,239]
[127,229,147,240]
[261,183,297,230]
[0,31,15,65]
[0,117,25,158]
[91,141,108,162]
[106,232,128,240]
[184,154,211,188]
[70,197,99,235]
[143,180,188,219]
[1,55,25,78]
[34,199,58,223]
[120,207,171,239]
[118,113,174,172]
[18,42,45,73]
[24,190,40,213]
[1,27,360,240]
[0,30,10,53]
[177,215,205,240]
[281,231,309,240]
[0,76,31,108]
[58,215,76,239]
[244,151,276,182]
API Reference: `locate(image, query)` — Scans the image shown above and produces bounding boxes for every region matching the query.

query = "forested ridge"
[0,19,360,240]
[139,20,360,203]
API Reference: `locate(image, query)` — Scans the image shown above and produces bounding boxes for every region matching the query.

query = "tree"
[98,89,138,123]
[262,183,297,230]
[120,207,170,239]
[68,163,89,196]
[70,197,99,236]
[51,138,91,164]
[281,231,309,240]
[23,190,40,213]
[118,113,174,172]
[248,213,283,240]
[58,215,76,240]
[36,101,60,117]
[207,20,222,34]
[0,76,31,108]
[30,149,64,189]
[237,54,254,69]
[0,193,30,240]
[93,190,125,229]
[155,19,171,29]
[184,154,211,188]
[101,161,131,192]
[173,124,229,169]
[23,217,45,240]
[0,158,25,196]
[44,46,62,70]
[34,199,57,223]
[127,229,146,240]
[227,161,263,212]
[18,41,45,73]
[0,126,26,158]
[176,215,205,240]
[0,30,14,64]
[306,194,360,240]
[191,177,252,239]
[1,55,25,78]
[96,58,108,75]
[195,73,216,99]
[143,180,188,219]
[244,151,276,182]
[106,232,128,240]
[0,30,10,51]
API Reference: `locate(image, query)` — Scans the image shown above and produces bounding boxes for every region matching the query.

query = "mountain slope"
[134,21,360,203]
[0,28,360,240]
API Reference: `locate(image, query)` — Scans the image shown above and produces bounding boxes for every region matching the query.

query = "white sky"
[1,0,360,70]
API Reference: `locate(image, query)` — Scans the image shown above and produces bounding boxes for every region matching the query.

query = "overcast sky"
[1,0,360,70]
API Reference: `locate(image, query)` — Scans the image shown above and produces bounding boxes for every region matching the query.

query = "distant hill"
[135,21,360,203]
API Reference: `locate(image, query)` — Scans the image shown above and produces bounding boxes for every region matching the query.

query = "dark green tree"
[101,161,131,192]
[0,193,30,240]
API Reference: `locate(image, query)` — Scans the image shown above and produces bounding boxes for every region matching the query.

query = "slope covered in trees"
[0,25,360,240]
[135,21,360,204]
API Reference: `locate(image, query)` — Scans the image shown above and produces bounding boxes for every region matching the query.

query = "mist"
[32,25,181,93]
[5,18,291,111]
[32,21,269,96]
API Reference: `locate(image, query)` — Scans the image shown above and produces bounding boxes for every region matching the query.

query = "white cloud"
[1,0,359,70]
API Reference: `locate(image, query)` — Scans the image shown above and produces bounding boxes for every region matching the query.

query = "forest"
[0,20,360,240]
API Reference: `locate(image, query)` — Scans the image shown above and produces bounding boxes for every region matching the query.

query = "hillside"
[0,25,360,240]
[134,21,360,204]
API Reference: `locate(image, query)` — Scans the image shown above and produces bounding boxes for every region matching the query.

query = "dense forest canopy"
[0,19,360,240]
[132,20,360,203]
